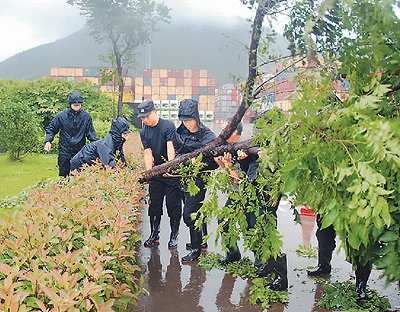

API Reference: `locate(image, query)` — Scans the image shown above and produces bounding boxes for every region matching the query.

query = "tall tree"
[67,0,170,117]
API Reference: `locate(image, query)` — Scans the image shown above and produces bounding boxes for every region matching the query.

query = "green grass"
[0,153,58,200]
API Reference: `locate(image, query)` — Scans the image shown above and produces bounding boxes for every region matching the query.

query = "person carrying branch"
[215,119,288,291]
[175,99,218,262]
[137,100,183,249]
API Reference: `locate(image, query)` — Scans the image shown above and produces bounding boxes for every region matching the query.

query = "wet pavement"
[128,123,400,311]
[130,199,400,312]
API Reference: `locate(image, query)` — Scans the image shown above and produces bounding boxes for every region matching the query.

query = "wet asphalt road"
[130,199,400,312]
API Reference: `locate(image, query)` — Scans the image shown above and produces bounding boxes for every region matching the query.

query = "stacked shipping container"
[50,66,134,102]
[134,69,216,121]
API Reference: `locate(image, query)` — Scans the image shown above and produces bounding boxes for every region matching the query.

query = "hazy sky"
[0,0,255,62]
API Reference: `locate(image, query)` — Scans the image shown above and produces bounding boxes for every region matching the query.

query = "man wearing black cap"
[138,100,183,249]
[44,91,98,177]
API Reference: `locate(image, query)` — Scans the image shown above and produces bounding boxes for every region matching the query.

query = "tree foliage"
[67,0,171,116]
[0,102,41,160]
[262,0,400,284]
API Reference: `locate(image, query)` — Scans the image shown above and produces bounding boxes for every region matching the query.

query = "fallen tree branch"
[139,0,270,183]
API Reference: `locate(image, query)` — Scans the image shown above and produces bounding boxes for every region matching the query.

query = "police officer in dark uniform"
[216,120,288,291]
[44,91,98,177]
[70,117,129,171]
[138,100,183,249]
[176,99,218,262]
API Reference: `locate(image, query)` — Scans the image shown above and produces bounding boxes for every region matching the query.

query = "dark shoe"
[218,251,241,265]
[256,260,274,277]
[182,249,202,262]
[254,258,264,268]
[356,281,367,300]
[355,259,371,300]
[186,242,208,250]
[307,263,331,276]
[144,215,161,247]
[168,218,180,249]
[267,254,288,291]
[268,274,288,291]
[144,234,160,247]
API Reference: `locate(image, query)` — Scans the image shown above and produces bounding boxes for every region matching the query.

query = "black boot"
[182,227,203,262]
[218,247,241,265]
[307,249,332,276]
[168,218,180,249]
[144,215,161,247]
[185,223,208,250]
[267,253,288,291]
[355,259,372,300]
[307,261,331,276]
[255,258,275,277]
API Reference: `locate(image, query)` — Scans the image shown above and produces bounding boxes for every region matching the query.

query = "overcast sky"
[0,0,255,62]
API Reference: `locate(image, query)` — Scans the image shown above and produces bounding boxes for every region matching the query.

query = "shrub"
[0,163,145,311]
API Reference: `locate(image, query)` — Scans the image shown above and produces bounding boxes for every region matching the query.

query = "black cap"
[137,100,156,117]
[68,91,83,104]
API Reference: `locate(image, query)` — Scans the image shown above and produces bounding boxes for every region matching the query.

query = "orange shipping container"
[160,69,168,77]
[58,67,68,76]
[199,69,208,78]
[152,69,160,78]
[183,86,192,95]
[134,85,143,94]
[207,103,215,111]
[135,77,143,86]
[176,86,185,95]
[144,86,152,94]
[168,86,176,94]
[66,67,76,76]
[160,86,168,96]
[152,86,160,95]
[184,78,192,87]
[184,69,192,78]
[168,78,176,86]
[152,77,160,86]
[84,76,99,84]
[208,96,216,104]
[75,68,84,76]
[124,77,133,86]
[199,103,208,111]
[199,78,208,86]
[50,68,59,76]
[199,95,209,105]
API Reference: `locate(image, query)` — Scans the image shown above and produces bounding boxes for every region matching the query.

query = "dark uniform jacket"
[45,107,98,157]
[176,99,217,171]
[70,117,129,170]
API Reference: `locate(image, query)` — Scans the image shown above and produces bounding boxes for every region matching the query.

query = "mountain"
[0,17,289,86]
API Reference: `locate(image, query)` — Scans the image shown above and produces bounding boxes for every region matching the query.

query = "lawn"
[0,153,58,200]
